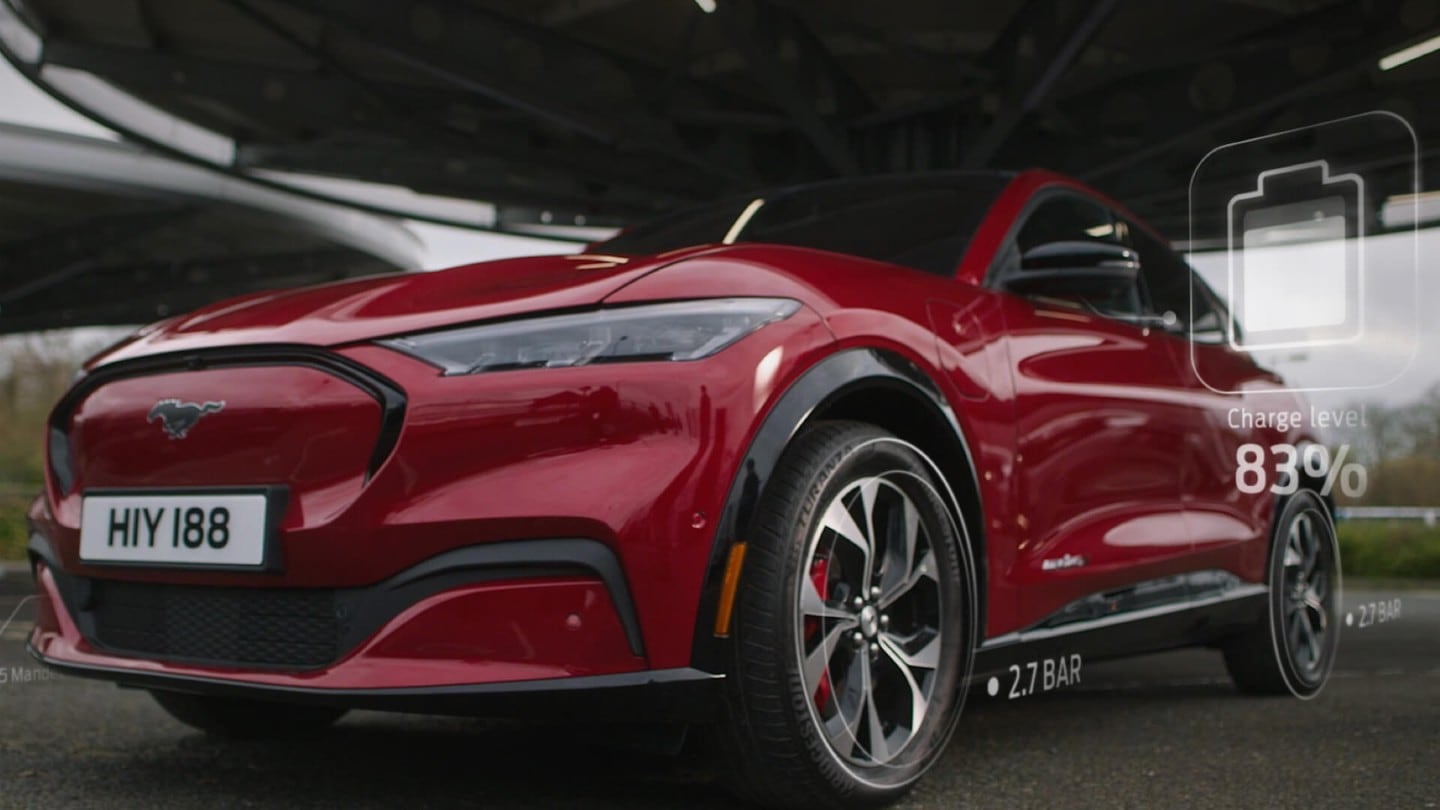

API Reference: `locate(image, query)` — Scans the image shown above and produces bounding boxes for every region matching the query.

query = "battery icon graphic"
[1225,160,1364,351]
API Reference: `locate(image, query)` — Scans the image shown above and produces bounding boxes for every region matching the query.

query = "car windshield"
[596,173,1013,276]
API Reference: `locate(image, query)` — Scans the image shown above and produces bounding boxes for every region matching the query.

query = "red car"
[26,170,1339,808]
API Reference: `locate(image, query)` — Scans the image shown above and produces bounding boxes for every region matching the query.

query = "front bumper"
[27,538,721,720]
[28,649,722,721]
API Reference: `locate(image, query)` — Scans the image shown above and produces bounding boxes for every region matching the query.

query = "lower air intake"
[90,581,340,669]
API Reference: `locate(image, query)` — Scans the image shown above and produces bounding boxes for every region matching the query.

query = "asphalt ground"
[0,568,1436,809]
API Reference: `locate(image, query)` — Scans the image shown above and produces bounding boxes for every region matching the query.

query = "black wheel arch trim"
[358,538,647,658]
[688,346,986,673]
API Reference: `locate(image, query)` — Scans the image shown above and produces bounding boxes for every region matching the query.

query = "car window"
[741,184,992,276]
[1001,194,1142,319]
[1128,224,1228,343]
[597,174,1012,276]
[601,199,755,254]
[1016,196,1122,254]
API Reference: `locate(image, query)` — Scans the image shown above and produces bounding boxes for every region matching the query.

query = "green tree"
[0,331,115,559]
[1336,384,1440,507]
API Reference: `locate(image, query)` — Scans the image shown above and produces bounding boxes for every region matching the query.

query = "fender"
[688,346,986,673]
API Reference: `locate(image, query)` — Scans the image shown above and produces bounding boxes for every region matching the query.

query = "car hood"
[95,246,721,365]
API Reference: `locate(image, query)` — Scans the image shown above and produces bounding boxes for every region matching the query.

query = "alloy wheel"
[796,475,944,767]
[1280,507,1333,681]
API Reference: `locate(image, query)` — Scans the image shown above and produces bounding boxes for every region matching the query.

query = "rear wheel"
[150,690,347,739]
[718,421,973,809]
[1222,490,1340,697]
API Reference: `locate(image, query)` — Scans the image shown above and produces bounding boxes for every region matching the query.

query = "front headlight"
[378,297,801,375]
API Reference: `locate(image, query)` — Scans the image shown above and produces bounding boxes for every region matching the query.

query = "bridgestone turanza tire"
[718,421,973,809]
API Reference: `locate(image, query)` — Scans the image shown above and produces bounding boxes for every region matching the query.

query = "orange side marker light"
[713,542,748,638]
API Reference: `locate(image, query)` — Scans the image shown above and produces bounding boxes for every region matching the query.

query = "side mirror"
[1001,240,1142,316]
[1019,239,1139,272]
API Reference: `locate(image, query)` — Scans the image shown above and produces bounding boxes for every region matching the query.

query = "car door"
[988,193,1198,630]
[1128,226,1293,579]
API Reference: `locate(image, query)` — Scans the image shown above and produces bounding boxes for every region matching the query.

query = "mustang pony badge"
[148,399,225,439]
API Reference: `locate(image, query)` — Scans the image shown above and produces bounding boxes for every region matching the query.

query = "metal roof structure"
[0,121,420,333]
[2,0,1433,239]
[0,0,1435,334]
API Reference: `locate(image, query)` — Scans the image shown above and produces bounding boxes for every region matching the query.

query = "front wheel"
[718,421,974,809]
[150,690,347,739]
[1222,490,1341,697]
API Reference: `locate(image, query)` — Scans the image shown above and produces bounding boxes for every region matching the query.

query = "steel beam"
[960,0,1117,168]
[1071,0,1413,183]
[711,0,858,175]
[266,0,746,182]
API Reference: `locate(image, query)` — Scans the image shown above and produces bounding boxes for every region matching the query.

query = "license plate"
[80,491,271,569]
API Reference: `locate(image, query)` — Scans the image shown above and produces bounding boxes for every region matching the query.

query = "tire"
[150,690,347,739]
[1222,490,1340,697]
[717,421,974,810]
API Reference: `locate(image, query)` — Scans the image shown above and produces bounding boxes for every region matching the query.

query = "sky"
[1190,229,1440,413]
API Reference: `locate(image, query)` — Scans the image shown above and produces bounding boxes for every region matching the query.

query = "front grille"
[89,582,340,669]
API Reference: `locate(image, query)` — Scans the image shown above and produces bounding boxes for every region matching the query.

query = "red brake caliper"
[807,557,834,713]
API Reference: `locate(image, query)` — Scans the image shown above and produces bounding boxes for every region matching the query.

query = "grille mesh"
[90,581,340,669]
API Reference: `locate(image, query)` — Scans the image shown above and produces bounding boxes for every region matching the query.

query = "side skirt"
[971,584,1267,678]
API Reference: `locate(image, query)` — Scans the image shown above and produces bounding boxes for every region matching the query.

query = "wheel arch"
[689,346,987,673]
[808,379,986,589]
